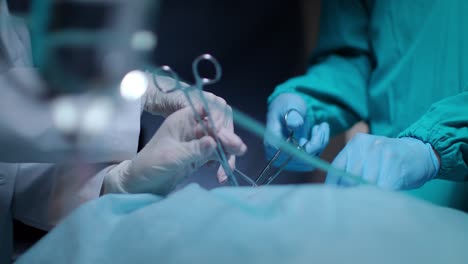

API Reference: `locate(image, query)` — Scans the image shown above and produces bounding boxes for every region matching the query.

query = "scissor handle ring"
[284,109,301,123]
[192,54,222,86]
[151,65,183,93]
[284,109,311,149]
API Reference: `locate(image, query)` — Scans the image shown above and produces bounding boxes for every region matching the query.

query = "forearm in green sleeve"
[398,92,468,181]
[269,54,372,136]
[268,0,373,135]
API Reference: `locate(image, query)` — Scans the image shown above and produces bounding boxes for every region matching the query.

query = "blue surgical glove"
[326,133,440,190]
[265,93,330,171]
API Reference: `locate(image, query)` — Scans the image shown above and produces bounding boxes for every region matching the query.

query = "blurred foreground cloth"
[18,184,468,264]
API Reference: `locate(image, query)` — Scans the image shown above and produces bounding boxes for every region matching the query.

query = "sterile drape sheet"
[18,184,468,264]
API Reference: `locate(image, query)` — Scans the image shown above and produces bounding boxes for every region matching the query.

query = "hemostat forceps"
[255,109,308,185]
[151,54,255,186]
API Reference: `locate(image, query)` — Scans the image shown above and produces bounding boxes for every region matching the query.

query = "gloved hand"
[102,106,247,195]
[143,74,238,182]
[325,133,440,190]
[265,93,330,171]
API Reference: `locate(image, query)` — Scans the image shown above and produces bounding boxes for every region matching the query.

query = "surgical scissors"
[150,54,256,187]
[255,109,309,185]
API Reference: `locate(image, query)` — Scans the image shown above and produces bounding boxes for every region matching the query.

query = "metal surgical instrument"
[151,54,256,186]
[255,109,309,185]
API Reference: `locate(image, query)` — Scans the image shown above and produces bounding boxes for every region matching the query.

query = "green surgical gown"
[269,0,468,209]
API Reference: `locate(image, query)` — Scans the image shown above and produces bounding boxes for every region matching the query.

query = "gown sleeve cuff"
[398,121,466,181]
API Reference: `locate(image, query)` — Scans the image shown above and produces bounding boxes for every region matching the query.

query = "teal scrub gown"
[269,0,468,209]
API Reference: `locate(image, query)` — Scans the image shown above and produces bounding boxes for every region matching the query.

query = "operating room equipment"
[28,0,159,95]
[0,0,163,161]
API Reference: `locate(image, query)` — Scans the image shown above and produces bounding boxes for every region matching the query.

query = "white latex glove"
[143,75,237,182]
[102,106,247,195]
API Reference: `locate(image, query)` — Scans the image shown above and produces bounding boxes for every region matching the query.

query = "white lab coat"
[0,1,141,262]
[11,163,115,230]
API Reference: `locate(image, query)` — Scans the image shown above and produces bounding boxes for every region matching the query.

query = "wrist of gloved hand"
[101,138,216,196]
[102,160,181,196]
[401,137,440,180]
[102,156,186,196]
[102,160,132,195]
